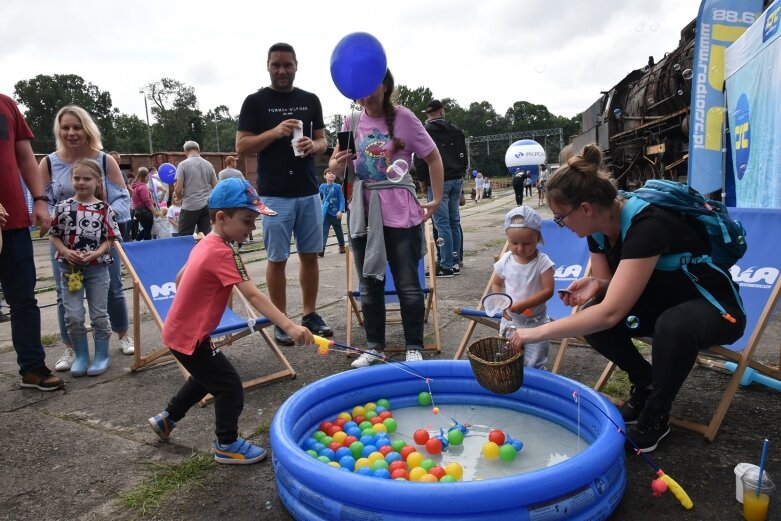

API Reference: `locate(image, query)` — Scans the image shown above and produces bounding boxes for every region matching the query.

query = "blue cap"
[208,178,267,214]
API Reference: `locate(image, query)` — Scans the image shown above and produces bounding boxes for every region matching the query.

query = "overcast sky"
[1,0,701,125]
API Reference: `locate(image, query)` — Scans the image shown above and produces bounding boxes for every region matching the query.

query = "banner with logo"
[725,0,781,208]
[687,0,763,195]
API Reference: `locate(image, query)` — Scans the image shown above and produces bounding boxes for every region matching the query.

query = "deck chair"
[561,208,781,441]
[116,236,296,403]
[345,222,441,353]
[453,219,591,360]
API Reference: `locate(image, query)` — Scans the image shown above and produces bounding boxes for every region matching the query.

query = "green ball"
[359,421,373,431]
[313,430,326,441]
[371,459,389,471]
[417,391,432,406]
[499,443,517,462]
[320,436,333,446]
[376,398,391,410]
[361,428,376,438]
[383,418,398,433]
[439,475,457,483]
[420,458,436,471]
[364,410,378,420]
[349,441,365,458]
[391,439,406,451]
[306,450,319,458]
[447,429,464,446]
[317,455,331,464]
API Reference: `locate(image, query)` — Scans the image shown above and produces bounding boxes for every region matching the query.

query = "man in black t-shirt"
[236,42,332,345]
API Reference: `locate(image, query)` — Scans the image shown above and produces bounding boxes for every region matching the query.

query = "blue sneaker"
[148,411,176,441]
[214,438,267,465]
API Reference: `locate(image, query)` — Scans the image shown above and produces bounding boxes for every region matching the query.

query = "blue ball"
[339,455,357,471]
[335,447,352,460]
[384,452,402,464]
[344,421,359,431]
[373,468,391,479]
[312,442,325,453]
[356,466,373,476]
[347,427,362,438]
[319,448,336,461]
[375,438,391,448]
[301,437,318,450]
[359,435,376,446]
[361,445,377,457]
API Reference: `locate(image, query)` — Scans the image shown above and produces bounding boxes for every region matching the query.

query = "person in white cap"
[490,206,555,369]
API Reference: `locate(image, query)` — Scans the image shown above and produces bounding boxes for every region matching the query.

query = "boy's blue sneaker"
[148,411,176,441]
[214,438,267,465]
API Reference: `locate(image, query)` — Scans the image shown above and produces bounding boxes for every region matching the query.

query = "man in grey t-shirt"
[217,155,244,181]
[174,141,217,235]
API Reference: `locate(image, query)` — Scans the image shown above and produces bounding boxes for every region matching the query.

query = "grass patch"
[601,341,651,399]
[254,421,271,436]
[482,238,506,250]
[41,334,59,347]
[120,454,213,516]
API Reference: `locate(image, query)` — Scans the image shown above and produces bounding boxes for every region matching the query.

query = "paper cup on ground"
[737,463,759,503]
[291,121,304,157]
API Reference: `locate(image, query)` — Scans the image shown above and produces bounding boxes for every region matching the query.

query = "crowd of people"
[0,41,748,463]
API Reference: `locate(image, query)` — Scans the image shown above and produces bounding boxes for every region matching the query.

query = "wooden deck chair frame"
[551,207,781,441]
[345,222,441,353]
[116,237,296,405]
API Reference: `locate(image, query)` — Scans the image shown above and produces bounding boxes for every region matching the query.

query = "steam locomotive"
[570,19,696,189]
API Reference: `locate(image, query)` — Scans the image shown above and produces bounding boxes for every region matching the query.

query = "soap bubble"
[641,65,650,73]
[436,238,445,247]
[485,120,493,127]
[650,22,660,31]
[613,108,623,119]
[635,22,645,32]
[647,97,655,105]
[673,63,681,72]
[459,153,464,158]
[533,62,547,74]
[625,316,640,329]
[739,164,747,173]
[677,90,684,96]
[386,159,409,183]
[682,69,693,80]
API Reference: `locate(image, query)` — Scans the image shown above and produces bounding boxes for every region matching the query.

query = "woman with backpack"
[507,144,746,453]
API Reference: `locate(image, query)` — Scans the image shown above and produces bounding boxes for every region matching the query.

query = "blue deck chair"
[567,208,781,441]
[116,236,295,402]
[345,224,441,353]
[453,219,591,360]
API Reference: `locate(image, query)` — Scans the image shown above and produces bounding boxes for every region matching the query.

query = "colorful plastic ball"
[343,435,358,447]
[420,459,436,472]
[447,429,464,446]
[346,427,362,438]
[413,429,430,444]
[319,448,336,461]
[388,460,407,473]
[439,475,457,483]
[406,452,425,468]
[353,415,366,425]
[445,462,463,480]
[488,430,506,446]
[373,468,391,479]
[344,421,359,431]
[382,418,398,433]
[374,437,391,448]
[359,435,375,446]
[337,412,352,422]
[320,436,334,446]
[312,430,326,441]
[391,469,409,480]
[312,442,325,453]
[333,419,347,429]
[409,467,427,481]
[362,445,378,458]
[376,398,391,410]
[319,421,332,432]
[419,473,438,483]
[499,444,517,462]
[417,391,432,406]
[332,431,347,445]
[425,438,443,455]
[359,421,372,431]
[364,410,378,420]
[367,451,385,464]
[317,455,331,464]
[378,445,394,456]
[429,466,447,480]
[482,441,500,460]
[371,459,389,472]
[326,425,342,437]
[339,455,356,471]
[400,446,417,461]
[328,441,342,452]
[351,406,366,418]
[356,466,373,476]
[335,447,352,460]
[391,439,406,452]
[369,416,382,425]
[432,407,440,415]
[510,439,524,452]
[385,451,402,464]
[379,411,393,420]
[372,423,388,434]
[302,437,318,450]
[349,441,365,458]
[354,457,371,470]
[364,402,377,411]
[306,449,318,458]
[328,461,341,469]
[374,405,387,414]
[361,428,376,438]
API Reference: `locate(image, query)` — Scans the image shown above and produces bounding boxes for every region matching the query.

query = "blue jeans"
[50,244,129,345]
[260,194,323,260]
[0,229,48,374]
[501,314,551,370]
[350,225,424,350]
[58,263,111,344]
[428,179,463,270]
[322,213,345,248]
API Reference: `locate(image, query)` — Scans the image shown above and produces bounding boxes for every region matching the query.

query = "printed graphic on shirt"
[356,128,390,181]
[231,245,250,282]
[50,199,118,264]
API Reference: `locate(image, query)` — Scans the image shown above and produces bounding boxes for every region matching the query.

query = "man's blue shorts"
[260,194,323,261]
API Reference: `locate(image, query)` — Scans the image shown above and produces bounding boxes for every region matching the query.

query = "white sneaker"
[406,350,423,362]
[351,349,381,369]
[54,348,75,371]
[119,335,134,355]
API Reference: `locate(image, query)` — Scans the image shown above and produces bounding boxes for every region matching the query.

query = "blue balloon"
[158,162,176,184]
[330,32,387,100]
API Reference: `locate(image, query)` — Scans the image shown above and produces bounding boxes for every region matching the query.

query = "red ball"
[389,460,408,473]
[391,469,410,480]
[328,441,342,452]
[342,435,358,447]
[333,418,347,428]
[370,416,384,425]
[326,425,343,436]
[378,446,394,456]
[379,411,393,420]
[353,415,366,424]
[488,429,506,446]
[425,438,443,455]
[400,446,417,461]
[413,429,430,445]
[319,421,332,432]
[428,466,446,480]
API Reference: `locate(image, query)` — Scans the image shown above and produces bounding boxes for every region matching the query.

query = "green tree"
[396,85,434,123]
[112,114,150,154]
[144,78,203,151]
[14,74,117,153]
[202,105,237,153]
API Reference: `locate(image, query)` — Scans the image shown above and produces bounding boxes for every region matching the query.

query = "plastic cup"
[736,463,759,503]
[291,120,304,157]
[742,468,775,521]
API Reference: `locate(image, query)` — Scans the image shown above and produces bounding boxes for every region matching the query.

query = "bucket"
[466,337,524,394]
[736,463,759,503]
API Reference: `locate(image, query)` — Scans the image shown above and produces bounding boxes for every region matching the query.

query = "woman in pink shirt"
[131,167,158,240]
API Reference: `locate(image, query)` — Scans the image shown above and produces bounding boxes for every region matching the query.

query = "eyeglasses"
[553,204,579,227]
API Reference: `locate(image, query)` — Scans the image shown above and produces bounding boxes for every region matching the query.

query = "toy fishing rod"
[573,391,693,510]
[312,335,429,381]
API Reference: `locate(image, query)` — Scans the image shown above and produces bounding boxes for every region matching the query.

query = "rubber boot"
[70,336,90,377]
[87,335,111,376]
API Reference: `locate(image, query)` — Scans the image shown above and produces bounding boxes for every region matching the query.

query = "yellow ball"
[419,473,439,482]
[354,457,371,470]
[372,423,388,433]
[364,402,377,411]
[328,461,341,469]
[409,467,428,481]
[367,451,385,463]
[352,406,366,418]
[445,462,464,480]
[482,442,500,459]
[332,431,347,444]
[406,452,425,468]
[338,412,352,422]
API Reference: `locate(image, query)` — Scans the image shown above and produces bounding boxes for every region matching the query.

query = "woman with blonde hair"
[40,105,135,371]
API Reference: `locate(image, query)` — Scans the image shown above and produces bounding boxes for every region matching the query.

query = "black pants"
[135,207,154,241]
[512,183,524,205]
[583,297,745,413]
[178,206,212,236]
[166,339,243,444]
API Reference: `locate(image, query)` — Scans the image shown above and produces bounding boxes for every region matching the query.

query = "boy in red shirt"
[148,177,313,464]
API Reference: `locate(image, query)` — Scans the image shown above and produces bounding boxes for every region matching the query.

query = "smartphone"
[337,130,354,151]
[557,289,573,296]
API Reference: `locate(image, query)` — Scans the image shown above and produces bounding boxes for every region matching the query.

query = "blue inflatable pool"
[271,360,626,520]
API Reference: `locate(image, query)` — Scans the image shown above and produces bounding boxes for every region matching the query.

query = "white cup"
[291,120,304,157]
[736,463,759,503]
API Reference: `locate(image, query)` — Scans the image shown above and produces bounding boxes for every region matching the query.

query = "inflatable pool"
[271,361,626,520]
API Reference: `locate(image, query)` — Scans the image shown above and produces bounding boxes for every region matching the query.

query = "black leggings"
[165,339,244,444]
[135,207,154,241]
[583,298,745,413]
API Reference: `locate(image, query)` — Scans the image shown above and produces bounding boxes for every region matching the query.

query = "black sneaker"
[620,385,652,424]
[302,312,333,337]
[627,409,670,453]
[435,266,454,278]
[273,326,295,346]
[452,264,461,275]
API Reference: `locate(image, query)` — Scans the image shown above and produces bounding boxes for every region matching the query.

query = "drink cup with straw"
[742,438,775,521]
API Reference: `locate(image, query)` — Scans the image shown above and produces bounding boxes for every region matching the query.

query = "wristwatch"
[32,195,50,203]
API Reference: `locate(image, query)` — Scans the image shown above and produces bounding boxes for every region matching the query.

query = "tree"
[202,105,237,153]
[396,85,434,123]
[112,114,151,154]
[14,74,117,153]
[144,78,203,151]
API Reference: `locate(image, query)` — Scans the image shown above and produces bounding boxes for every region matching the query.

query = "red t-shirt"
[0,93,35,230]
[162,233,250,355]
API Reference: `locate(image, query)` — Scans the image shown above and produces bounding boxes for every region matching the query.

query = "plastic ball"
[352,406,366,418]
[332,431,347,445]
[429,466,447,480]
[346,427,362,438]
[328,441,342,452]
[379,411,393,420]
[319,421,332,432]
[364,410,378,420]
[362,446,378,458]
[391,469,410,480]
[413,429,430,445]
[499,444,517,462]
[369,416,383,425]
[353,415,366,425]
[305,449,318,458]
[335,447,352,460]
[439,475,457,483]
[320,436,334,447]
[406,452,425,468]
[384,452,402,465]
[391,439,406,452]
[317,455,331,464]
[488,430,506,446]
[420,459,436,472]
[339,455,356,471]
[376,398,391,410]
[359,421,372,431]
[326,425,343,437]
[312,442,325,453]
[400,446,417,461]
[373,468,392,479]
[302,437,318,450]
[337,412,352,422]
[482,442,500,460]
[425,438,443,455]
[409,467,427,481]
[370,459,389,471]
[364,402,377,411]
[344,421,359,431]
[388,460,407,473]
[356,466,373,476]
[319,448,336,461]
[374,437,391,448]
[417,391,432,406]
[372,423,388,434]
[447,429,464,446]
[510,439,524,452]
[445,462,463,480]
[349,441,364,458]
[354,457,371,470]
[343,435,359,447]
[378,445,394,457]
[419,473,438,483]
[312,430,326,441]
[361,428,376,438]
[382,418,398,433]
[432,407,440,415]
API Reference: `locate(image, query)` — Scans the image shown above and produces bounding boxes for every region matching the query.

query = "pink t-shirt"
[346,106,436,228]
[162,233,250,354]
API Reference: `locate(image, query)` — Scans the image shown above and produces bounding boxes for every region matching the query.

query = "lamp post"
[140,90,153,154]
[214,120,221,153]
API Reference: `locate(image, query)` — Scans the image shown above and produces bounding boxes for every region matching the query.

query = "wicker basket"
[466,337,524,394]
